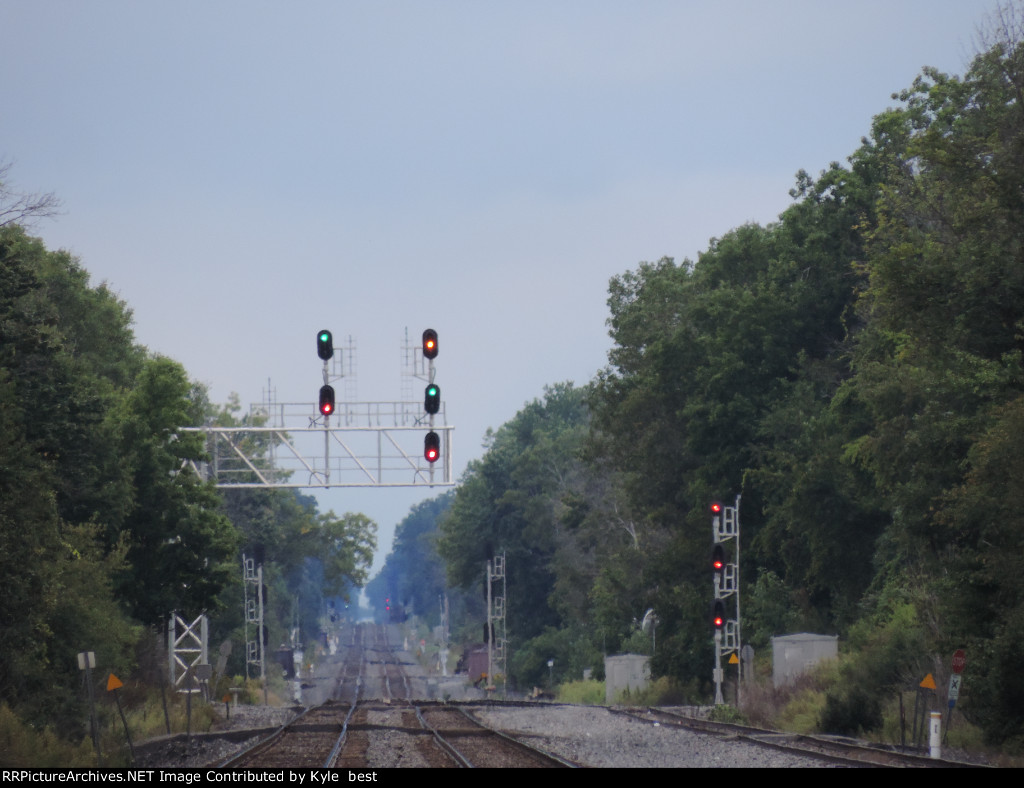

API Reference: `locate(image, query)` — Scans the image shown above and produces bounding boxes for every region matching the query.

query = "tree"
[0,161,61,228]
[438,384,590,652]
[840,6,1024,745]
[369,493,454,624]
[316,511,377,596]
[116,357,239,626]
[0,225,140,730]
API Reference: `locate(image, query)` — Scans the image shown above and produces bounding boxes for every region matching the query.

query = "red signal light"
[710,501,723,515]
[319,385,335,416]
[712,599,726,630]
[424,431,440,463]
[712,544,726,573]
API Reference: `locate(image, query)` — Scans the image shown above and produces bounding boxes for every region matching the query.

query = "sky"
[1,1,993,576]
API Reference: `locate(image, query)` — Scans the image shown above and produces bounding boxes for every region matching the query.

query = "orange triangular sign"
[106,673,123,691]
[920,673,937,690]
[728,652,740,664]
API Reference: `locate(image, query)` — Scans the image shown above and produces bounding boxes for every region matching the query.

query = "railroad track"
[222,623,576,768]
[416,703,578,768]
[613,707,987,768]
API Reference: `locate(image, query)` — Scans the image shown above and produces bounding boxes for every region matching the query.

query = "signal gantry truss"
[182,399,453,489]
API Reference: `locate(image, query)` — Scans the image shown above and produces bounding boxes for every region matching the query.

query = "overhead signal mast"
[182,328,453,488]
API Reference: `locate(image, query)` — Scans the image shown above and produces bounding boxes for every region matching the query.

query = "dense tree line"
[6,4,1024,753]
[384,13,1024,747]
[0,218,375,740]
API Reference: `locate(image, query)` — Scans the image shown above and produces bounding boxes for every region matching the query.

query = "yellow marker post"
[912,674,938,748]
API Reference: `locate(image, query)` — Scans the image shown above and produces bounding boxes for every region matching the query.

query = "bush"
[556,679,605,705]
[819,687,882,736]
[615,676,692,706]
[708,704,746,724]
[509,626,603,689]
[0,704,97,768]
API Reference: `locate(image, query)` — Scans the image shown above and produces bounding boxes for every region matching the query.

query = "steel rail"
[614,706,988,768]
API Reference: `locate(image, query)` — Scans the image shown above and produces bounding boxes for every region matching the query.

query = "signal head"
[319,384,335,416]
[712,599,726,630]
[422,328,438,360]
[712,544,726,574]
[710,501,723,516]
[425,383,441,415]
[424,430,440,463]
[317,329,334,360]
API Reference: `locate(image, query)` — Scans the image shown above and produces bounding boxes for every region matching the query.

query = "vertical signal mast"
[423,329,440,466]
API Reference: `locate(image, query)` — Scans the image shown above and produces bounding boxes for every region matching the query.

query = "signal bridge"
[182,329,453,489]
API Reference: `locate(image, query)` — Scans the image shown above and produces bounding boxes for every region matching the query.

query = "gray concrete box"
[604,653,650,704]
[771,633,838,685]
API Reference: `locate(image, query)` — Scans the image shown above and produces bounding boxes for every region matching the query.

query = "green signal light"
[425,383,441,415]
[317,329,334,360]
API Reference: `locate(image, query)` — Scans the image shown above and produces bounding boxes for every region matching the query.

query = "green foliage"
[0,219,378,746]
[556,679,606,705]
[707,704,746,724]
[509,626,603,690]
[743,571,800,648]
[438,384,592,646]
[776,688,830,735]
[0,704,97,768]
[0,225,145,730]
[116,357,240,626]
[615,676,692,706]
[819,687,883,736]
[8,5,1024,758]
[366,492,456,625]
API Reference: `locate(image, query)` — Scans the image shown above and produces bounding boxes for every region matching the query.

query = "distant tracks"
[222,623,577,768]
[224,701,577,768]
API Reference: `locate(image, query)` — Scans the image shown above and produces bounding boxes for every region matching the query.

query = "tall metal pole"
[502,553,507,699]
[258,564,267,705]
[486,560,493,691]
[734,494,742,707]
[242,554,250,680]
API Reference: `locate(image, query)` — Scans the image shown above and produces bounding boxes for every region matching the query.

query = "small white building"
[604,654,650,704]
[771,633,838,685]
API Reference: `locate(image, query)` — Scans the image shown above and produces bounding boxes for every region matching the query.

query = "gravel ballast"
[136,701,833,768]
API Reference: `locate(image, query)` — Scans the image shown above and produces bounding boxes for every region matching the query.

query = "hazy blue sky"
[1,1,992,573]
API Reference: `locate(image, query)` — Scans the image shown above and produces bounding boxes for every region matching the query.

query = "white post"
[929,712,942,759]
